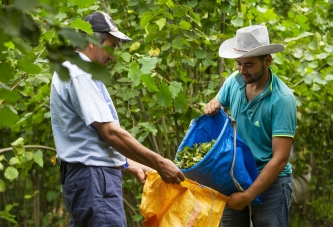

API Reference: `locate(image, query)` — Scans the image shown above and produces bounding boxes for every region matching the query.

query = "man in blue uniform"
[50,12,185,227]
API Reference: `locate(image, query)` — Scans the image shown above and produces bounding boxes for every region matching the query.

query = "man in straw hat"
[50,11,185,227]
[204,25,297,227]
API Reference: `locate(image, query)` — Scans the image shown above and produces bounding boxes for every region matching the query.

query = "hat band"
[233,47,248,53]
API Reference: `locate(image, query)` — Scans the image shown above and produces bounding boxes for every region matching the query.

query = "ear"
[265,54,272,66]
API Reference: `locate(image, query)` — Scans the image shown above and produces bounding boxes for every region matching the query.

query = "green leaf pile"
[175,139,216,169]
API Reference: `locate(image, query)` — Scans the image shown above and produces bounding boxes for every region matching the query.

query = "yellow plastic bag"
[140,171,229,227]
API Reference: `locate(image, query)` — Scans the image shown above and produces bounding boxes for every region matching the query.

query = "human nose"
[238,65,247,74]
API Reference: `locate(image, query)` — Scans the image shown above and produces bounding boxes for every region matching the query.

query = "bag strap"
[229,116,254,227]
[229,116,244,192]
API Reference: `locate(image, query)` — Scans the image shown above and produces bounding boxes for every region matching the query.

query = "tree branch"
[0,145,57,154]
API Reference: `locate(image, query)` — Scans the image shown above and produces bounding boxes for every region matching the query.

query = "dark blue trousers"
[62,163,127,227]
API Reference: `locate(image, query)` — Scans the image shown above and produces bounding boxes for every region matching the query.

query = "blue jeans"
[220,175,292,227]
[62,163,127,227]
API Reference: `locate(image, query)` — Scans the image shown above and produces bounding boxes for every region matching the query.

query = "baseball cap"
[84,12,132,43]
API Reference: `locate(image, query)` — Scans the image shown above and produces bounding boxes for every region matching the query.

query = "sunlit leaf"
[121,52,132,62]
[138,56,158,74]
[328,58,333,66]
[54,13,67,21]
[70,19,93,35]
[9,157,20,165]
[11,137,24,147]
[296,14,308,23]
[128,61,142,87]
[4,166,19,181]
[316,53,328,59]
[257,5,267,13]
[141,74,159,92]
[148,47,160,57]
[155,18,166,31]
[51,154,57,165]
[166,0,175,8]
[130,42,140,52]
[140,12,154,28]
[179,20,191,30]
[25,151,34,161]
[285,32,313,42]
[231,17,243,27]
[34,150,43,168]
[325,74,333,82]
[0,210,17,224]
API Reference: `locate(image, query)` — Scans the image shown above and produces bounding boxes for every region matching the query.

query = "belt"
[63,161,122,171]
[60,161,121,184]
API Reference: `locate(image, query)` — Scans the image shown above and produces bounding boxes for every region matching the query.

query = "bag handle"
[229,116,245,192]
[229,116,254,227]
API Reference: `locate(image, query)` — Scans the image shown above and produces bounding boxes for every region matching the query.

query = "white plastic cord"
[229,116,253,227]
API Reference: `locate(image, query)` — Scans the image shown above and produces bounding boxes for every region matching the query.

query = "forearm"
[101,125,162,170]
[243,158,287,202]
[91,121,185,184]
[243,137,292,202]
[125,158,152,173]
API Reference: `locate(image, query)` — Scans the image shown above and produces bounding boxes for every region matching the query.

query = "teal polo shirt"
[216,68,297,176]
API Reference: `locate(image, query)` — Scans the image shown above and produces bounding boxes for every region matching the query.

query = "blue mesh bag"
[176,109,262,205]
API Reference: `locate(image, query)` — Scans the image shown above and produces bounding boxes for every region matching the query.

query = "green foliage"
[175,140,216,169]
[0,0,332,226]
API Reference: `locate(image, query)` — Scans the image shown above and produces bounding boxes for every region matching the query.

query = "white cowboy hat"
[219,25,285,58]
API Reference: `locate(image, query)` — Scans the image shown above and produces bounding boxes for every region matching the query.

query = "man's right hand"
[204,97,221,116]
[156,158,185,184]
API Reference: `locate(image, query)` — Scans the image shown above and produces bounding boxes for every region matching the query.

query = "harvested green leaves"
[175,140,216,169]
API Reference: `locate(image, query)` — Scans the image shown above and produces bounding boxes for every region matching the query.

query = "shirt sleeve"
[272,94,297,137]
[67,74,114,126]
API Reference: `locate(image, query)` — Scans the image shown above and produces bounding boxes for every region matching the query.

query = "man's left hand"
[226,191,252,210]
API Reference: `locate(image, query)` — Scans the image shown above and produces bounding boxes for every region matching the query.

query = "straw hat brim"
[219,37,285,58]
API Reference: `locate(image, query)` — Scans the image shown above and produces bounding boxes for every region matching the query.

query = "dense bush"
[0,0,332,226]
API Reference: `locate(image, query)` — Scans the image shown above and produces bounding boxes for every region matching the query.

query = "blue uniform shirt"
[217,68,297,176]
[50,52,126,167]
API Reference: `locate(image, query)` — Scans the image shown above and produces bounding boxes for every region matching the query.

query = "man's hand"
[156,158,185,184]
[125,159,154,184]
[132,166,153,184]
[204,97,222,116]
[226,191,252,210]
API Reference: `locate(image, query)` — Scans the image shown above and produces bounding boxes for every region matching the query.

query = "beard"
[243,63,265,84]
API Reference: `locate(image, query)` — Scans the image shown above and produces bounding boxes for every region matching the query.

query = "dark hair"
[258,54,269,61]
[94,32,112,44]
[78,30,111,45]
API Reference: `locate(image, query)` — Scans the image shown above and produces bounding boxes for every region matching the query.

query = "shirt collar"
[76,51,92,62]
